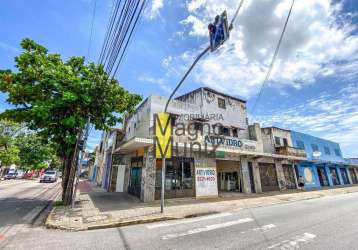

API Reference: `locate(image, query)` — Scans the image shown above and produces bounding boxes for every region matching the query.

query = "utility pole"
[160,0,245,213]
[71,120,91,208]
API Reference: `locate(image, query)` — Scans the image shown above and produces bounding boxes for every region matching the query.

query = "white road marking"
[147,212,233,229]
[240,224,277,234]
[266,232,316,249]
[161,218,254,240]
[22,206,43,223]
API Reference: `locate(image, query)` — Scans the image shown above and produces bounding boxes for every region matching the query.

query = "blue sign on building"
[290,131,352,189]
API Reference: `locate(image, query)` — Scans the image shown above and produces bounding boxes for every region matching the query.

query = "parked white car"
[40,170,58,183]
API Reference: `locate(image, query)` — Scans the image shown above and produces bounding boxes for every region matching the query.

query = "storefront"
[259,163,279,192]
[128,156,143,198]
[317,166,329,187]
[296,164,321,189]
[329,167,340,185]
[155,157,194,200]
[349,168,358,184]
[282,164,297,189]
[217,160,241,192]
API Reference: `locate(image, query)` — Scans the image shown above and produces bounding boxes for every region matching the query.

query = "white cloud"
[144,0,164,19]
[175,0,358,97]
[252,84,358,157]
[138,74,172,93]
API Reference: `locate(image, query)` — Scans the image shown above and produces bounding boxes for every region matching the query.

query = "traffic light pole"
[161,45,210,213]
[164,45,210,112]
[160,0,245,214]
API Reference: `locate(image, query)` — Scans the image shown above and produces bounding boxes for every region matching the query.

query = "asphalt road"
[2,185,358,250]
[0,179,61,248]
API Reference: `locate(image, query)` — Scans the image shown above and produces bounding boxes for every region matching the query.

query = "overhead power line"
[250,0,295,115]
[98,0,146,78]
[86,0,97,61]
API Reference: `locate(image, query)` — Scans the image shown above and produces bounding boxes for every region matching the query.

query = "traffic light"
[208,11,230,52]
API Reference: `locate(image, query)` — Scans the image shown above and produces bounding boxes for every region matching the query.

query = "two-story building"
[111,88,306,202]
[260,127,306,190]
[290,131,355,189]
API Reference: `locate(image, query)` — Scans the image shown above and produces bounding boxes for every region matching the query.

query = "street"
[0,179,61,249]
[1,183,358,249]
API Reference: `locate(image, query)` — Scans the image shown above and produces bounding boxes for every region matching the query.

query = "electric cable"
[250,0,295,115]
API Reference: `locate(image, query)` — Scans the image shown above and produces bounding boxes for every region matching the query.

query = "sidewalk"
[46,181,358,231]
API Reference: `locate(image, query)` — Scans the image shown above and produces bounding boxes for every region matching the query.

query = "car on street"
[16,170,24,179]
[4,172,17,180]
[40,170,58,183]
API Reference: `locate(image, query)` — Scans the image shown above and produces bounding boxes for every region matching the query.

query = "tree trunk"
[62,132,82,206]
[63,152,78,206]
[61,155,70,202]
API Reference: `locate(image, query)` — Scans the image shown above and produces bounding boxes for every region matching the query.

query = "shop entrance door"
[330,168,340,185]
[248,163,256,193]
[128,167,142,198]
[317,167,329,186]
[218,172,239,191]
[282,164,296,189]
[259,163,279,192]
[340,168,350,185]
[349,168,358,184]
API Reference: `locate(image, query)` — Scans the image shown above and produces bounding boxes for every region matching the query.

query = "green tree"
[0,119,22,172]
[15,133,55,171]
[0,39,141,205]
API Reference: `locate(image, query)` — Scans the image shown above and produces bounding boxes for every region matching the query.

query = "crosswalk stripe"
[240,224,277,234]
[266,232,316,249]
[147,212,233,229]
[161,218,254,240]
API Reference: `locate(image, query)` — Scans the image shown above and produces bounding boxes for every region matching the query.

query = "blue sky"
[1,0,358,157]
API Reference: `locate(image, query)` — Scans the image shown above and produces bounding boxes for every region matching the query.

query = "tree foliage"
[0,39,141,204]
[0,119,22,167]
[15,133,55,170]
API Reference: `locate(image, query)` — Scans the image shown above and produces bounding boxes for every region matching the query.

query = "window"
[283,138,288,146]
[324,146,331,155]
[275,136,281,146]
[232,128,238,137]
[194,122,203,131]
[169,114,178,127]
[296,140,305,149]
[334,149,341,157]
[311,144,319,152]
[218,98,226,109]
[219,126,230,136]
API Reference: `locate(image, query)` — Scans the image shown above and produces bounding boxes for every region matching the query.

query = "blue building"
[290,131,355,189]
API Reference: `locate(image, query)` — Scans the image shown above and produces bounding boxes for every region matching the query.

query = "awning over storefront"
[114,137,152,154]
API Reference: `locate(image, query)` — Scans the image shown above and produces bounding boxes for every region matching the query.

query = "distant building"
[291,131,358,188]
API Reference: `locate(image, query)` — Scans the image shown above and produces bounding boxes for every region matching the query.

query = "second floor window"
[218,98,226,109]
[219,126,230,136]
[334,149,341,157]
[311,144,319,152]
[296,140,305,149]
[232,128,238,137]
[324,146,331,155]
[283,138,288,146]
[275,136,281,146]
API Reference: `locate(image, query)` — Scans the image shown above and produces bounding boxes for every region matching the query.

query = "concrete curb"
[87,217,178,231]
[33,186,62,226]
[45,186,358,231]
